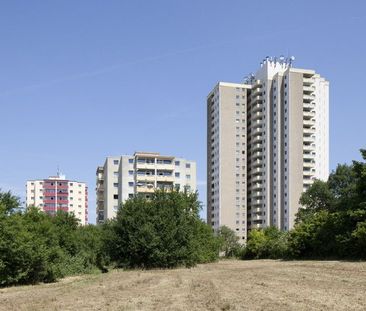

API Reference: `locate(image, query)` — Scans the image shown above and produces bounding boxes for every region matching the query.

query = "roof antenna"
[57,165,60,177]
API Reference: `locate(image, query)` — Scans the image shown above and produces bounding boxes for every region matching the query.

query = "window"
[113,160,119,165]
[128,170,134,175]
[70,197,73,200]
[175,172,180,178]
[186,174,191,179]
[128,182,134,187]
[113,172,118,176]
[113,183,118,187]
[113,194,118,200]
[175,161,180,166]
[129,159,134,163]
[186,163,191,168]
[128,194,134,198]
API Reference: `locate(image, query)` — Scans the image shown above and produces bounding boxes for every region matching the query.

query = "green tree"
[0,190,21,214]
[243,227,288,259]
[217,226,241,257]
[107,190,218,268]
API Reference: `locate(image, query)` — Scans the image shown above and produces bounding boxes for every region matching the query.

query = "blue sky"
[0,1,365,223]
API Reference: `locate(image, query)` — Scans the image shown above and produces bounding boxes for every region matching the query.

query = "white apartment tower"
[26,174,88,225]
[96,152,197,223]
[207,56,329,239]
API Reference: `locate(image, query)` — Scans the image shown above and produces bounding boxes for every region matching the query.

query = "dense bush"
[242,227,288,259]
[106,190,220,268]
[217,226,241,257]
[242,149,366,260]
[287,150,366,259]
[0,193,108,286]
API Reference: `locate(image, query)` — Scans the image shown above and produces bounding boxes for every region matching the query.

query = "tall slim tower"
[207,56,329,238]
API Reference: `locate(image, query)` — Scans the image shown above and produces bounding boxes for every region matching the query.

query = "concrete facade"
[96,152,197,224]
[26,174,88,225]
[207,56,329,239]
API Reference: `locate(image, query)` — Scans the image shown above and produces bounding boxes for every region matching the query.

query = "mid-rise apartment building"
[96,152,197,223]
[207,56,329,241]
[26,174,88,225]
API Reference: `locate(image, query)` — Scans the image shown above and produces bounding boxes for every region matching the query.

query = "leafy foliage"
[0,197,108,286]
[217,226,241,257]
[288,149,366,259]
[106,190,219,268]
[242,149,366,260]
[242,227,288,259]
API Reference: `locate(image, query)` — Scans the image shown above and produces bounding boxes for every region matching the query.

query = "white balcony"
[303,135,315,143]
[251,183,263,191]
[303,78,313,84]
[155,163,174,171]
[251,95,263,102]
[303,85,315,92]
[303,144,315,152]
[251,167,263,175]
[251,103,263,113]
[303,128,315,134]
[250,127,263,137]
[250,151,262,161]
[251,135,263,144]
[251,206,263,213]
[303,161,314,168]
[303,111,315,118]
[251,87,262,96]
[136,186,155,193]
[251,159,262,167]
[303,119,315,126]
[136,162,156,170]
[251,175,263,182]
[251,214,265,221]
[303,102,315,109]
[136,174,155,182]
[251,112,263,122]
[156,175,174,182]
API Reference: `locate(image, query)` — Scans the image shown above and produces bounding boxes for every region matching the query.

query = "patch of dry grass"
[0,260,365,310]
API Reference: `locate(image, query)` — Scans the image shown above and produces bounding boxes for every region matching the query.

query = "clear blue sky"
[1,1,365,223]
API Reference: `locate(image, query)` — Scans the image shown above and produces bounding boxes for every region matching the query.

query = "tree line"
[241,149,366,260]
[0,190,221,286]
[1,149,365,286]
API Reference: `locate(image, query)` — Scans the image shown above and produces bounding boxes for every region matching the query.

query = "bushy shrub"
[0,193,108,286]
[242,227,288,259]
[106,190,219,268]
[217,226,242,257]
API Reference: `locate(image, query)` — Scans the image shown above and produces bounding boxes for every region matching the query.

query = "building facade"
[207,56,329,241]
[96,152,197,223]
[26,174,88,225]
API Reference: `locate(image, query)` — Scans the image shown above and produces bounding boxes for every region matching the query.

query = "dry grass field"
[0,260,365,311]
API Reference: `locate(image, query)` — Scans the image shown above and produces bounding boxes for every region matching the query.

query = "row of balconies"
[136,163,174,171]
[136,174,175,182]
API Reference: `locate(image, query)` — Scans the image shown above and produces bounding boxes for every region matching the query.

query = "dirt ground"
[0,260,365,311]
